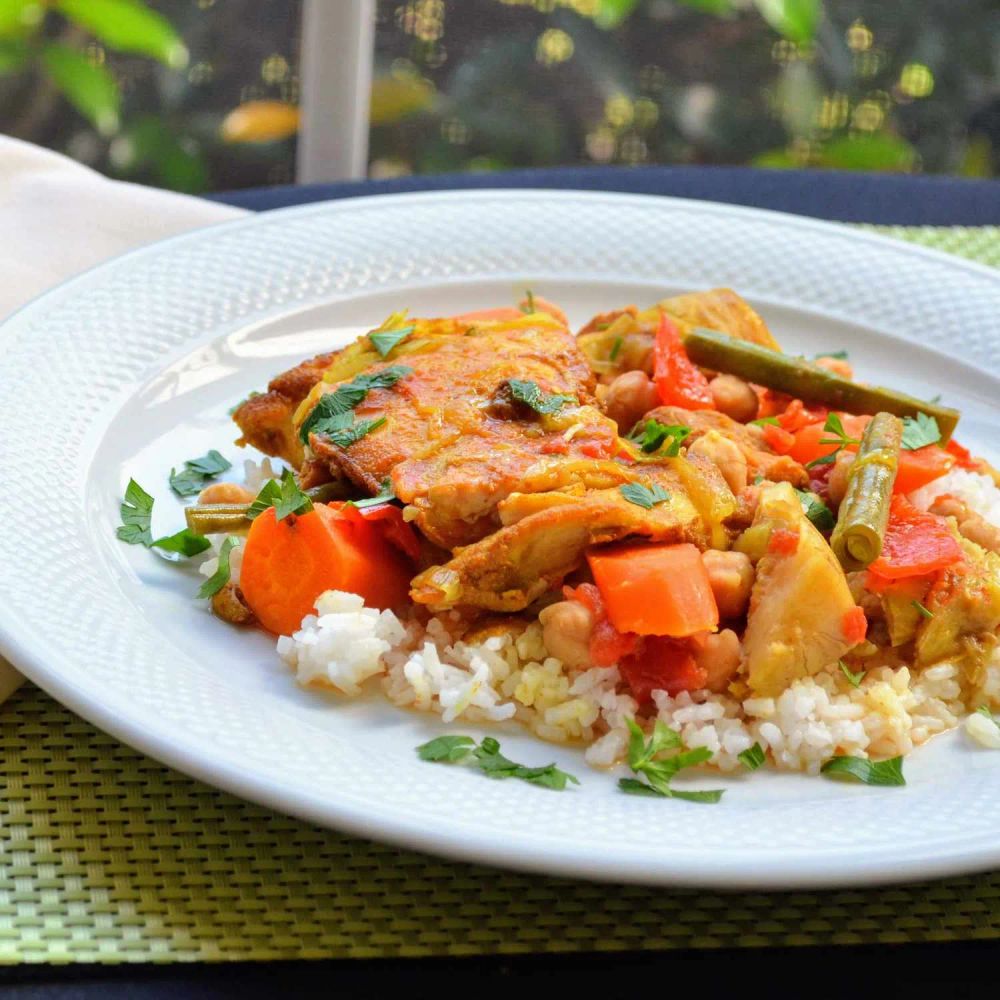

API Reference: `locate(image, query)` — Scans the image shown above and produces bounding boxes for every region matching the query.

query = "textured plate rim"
[2,189,1000,890]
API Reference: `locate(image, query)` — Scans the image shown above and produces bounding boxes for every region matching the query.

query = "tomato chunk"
[620,636,707,703]
[652,311,714,410]
[867,494,963,581]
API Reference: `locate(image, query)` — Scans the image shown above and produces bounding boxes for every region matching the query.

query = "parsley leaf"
[619,482,671,509]
[152,529,211,558]
[609,336,623,362]
[805,412,862,469]
[169,449,232,498]
[620,719,724,803]
[315,414,387,449]
[750,415,781,427]
[901,413,941,451]
[629,419,690,456]
[197,536,239,600]
[369,325,414,358]
[246,470,313,523]
[815,349,849,360]
[839,659,865,688]
[350,480,396,510]
[521,289,536,314]
[738,743,766,771]
[415,734,579,790]
[795,489,835,532]
[912,599,934,620]
[117,478,155,546]
[299,365,412,443]
[417,735,476,762]
[821,755,905,787]
[507,379,575,415]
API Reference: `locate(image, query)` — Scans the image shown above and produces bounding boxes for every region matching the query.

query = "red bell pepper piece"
[652,311,714,410]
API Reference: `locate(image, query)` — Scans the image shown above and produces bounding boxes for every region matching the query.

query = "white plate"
[2,190,1000,890]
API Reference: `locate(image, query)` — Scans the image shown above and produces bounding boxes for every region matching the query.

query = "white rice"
[910,468,1000,524]
[277,589,1000,771]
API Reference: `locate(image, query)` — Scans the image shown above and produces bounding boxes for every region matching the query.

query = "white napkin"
[0,136,246,700]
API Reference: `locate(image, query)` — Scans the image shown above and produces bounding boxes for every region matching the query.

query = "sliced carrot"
[587,542,719,638]
[894,445,956,494]
[240,504,412,635]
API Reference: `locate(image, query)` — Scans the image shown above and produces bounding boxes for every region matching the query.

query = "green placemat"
[3,224,1000,965]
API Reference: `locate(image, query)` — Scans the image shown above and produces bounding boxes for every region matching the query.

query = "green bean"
[830,412,901,570]
[682,327,960,440]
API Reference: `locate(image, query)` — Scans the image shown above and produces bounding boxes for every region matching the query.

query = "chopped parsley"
[619,482,671,509]
[196,536,239,600]
[815,349,849,360]
[350,480,396,510]
[310,410,387,448]
[795,489,835,532]
[738,743,766,772]
[369,325,414,358]
[169,449,232,498]
[618,719,725,803]
[609,336,623,362]
[805,413,862,469]
[508,379,575,415]
[416,735,579,790]
[750,415,781,427]
[901,413,941,451]
[520,289,536,314]
[116,479,210,558]
[821,755,905,787]
[298,365,412,443]
[629,419,689,456]
[246,469,313,523]
[839,660,865,688]
[912,599,934,620]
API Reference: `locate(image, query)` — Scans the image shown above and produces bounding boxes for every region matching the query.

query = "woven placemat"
[3,224,999,965]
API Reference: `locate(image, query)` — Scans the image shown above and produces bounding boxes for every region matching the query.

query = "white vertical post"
[297,0,375,183]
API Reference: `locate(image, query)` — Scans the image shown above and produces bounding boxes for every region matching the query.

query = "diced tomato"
[842,606,868,645]
[652,311,714,410]
[540,437,570,455]
[563,583,640,668]
[768,526,800,555]
[893,445,955,495]
[762,422,795,455]
[776,398,828,433]
[867,494,963,581]
[580,438,613,459]
[754,386,793,419]
[619,636,707,704]
[946,438,980,470]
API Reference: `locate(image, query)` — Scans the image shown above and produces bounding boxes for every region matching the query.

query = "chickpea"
[198,482,256,505]
[709,374,759,423]
[604,370,659,433]
[694,629,742,693]
[826,450,854,508]
[701,549,755,619]
[211,582,255,626]
[687,430,748,495]
[539,600,595,669]
[815,356,854,380]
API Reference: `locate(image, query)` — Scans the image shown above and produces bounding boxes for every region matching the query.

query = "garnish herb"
[619,482,671,509]
[900,413,941,451]
[821,755,905,787]
[795,489,835,532]
[609,336,623,362]
[247,469,313,523]
[117,479,155,546]
[311,410,387,448]
[416,735,579,790]
[299,365,412,443]
[738,743,766,771]
[750,415,781,427]
[197,536,239,600]
[508,379,575,415]
[815,349,849,360]
[169,449,232,498]
[839,659,864,688]
[912,599,934,620]
[350,480,396,510]
[805,412,863,469]
[369,325,414,358]
[117,479,211,557]
[521,289,536,314]
[618,719,725,803]
[629,419,689,456]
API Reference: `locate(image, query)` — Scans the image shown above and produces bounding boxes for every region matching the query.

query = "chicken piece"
[410,468,709,612]
[302,316,629,549]
[741,482,859,697]
[930,496,1000,554]
[648,405,808,488]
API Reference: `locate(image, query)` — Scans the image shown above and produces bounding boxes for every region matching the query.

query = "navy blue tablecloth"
[209,165,1000,225]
